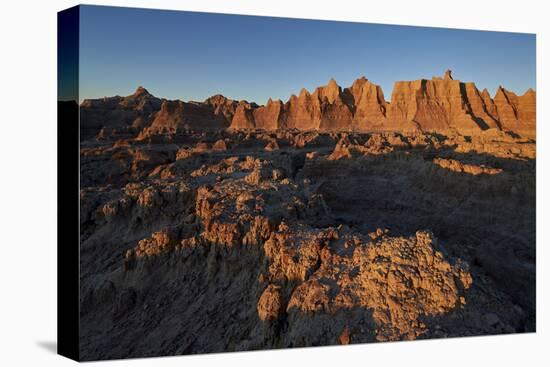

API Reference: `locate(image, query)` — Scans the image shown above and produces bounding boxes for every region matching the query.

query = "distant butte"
[80,71,536,140]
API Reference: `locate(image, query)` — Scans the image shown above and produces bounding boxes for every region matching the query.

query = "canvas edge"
[57,4,80,362]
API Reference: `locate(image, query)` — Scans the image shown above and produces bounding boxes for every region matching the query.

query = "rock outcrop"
[80,86,162,140]
[203,94,240,123]
[518,88,536,127]
[225,71,534,136]
[79,126,535,360]
[387,70,485,134]
[253,99,286,130]
[316,79,354,131]
[282,88,323,130]
[230,104,256,130]
[494,87,536,135]
[80,71,536,142]
[463,83,501,129]
[346,76,387,130]
[138,100,229,138]
[229,78,380,132]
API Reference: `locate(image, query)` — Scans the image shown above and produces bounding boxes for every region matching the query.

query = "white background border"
[0,0,547,365]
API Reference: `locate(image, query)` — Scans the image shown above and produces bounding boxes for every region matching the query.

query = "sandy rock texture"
[79,123,535,360]
[80,71,535,142]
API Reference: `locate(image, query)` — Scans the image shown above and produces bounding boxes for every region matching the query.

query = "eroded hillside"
[79,126,535,360]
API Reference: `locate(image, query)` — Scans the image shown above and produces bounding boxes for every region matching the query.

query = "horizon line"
[77,72,536,105]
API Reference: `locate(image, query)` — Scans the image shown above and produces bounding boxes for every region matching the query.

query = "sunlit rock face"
[226,71,533,136]
[78,71,535,360]
[81,71,535,139]
[346,77,387,130]
[388,71,486,134]
[80,86,162,140]
[493,87,536,136]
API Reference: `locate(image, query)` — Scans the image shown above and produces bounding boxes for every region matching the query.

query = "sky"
[78,5,536,104]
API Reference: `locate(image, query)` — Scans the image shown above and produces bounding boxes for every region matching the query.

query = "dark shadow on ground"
[306,147,535,328]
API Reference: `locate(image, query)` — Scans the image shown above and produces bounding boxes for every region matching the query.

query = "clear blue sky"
[79,5,536,104]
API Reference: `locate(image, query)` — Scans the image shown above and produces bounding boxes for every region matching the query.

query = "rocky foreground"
[78,71,535,359]
[79,123,535,359]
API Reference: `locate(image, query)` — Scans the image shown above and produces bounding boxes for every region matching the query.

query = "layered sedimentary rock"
[282,88,323,130]
[235,79,382,131]
[494,87,521,132]
[80,86,162,139]
[139,99,229,138]
[226,70,535,136]
[345,77,387,130]
[387,70,482,134]
[77,71,536,362]
[79,127,535,359]
[253,99,286,130]
[230,104,256,130]
[494,87,536,135]
[518,88,536,126]
[316,79,354,130]
[80,71,536,140]
[81,89,245,140]
[203,94,240,123]
[463,83,501,129]
[229,78,371,131]
[481,88,500,122]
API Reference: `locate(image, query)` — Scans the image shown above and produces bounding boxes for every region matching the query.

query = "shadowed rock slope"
[79,126,535,360]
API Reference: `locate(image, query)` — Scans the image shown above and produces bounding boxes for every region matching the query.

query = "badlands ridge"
[76,71,535,360]
[81,70,535,139]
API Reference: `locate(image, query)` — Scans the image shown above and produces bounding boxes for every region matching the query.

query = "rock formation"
[253,99,286,130]
[463,83,501,129]
[518,88,536,127]
[229,104,256,130]
[387,70,485,134]
[203,94,240,123]
[76,63,536,361]
[283,88,323,130]
[223,70,535,136]
[80,71,535,140]
[494,86,536,135]
[139,99,229,138]
[316,79,354,130]
[80,86,162,140]
[79,123,535,359]
[346,76,387,130]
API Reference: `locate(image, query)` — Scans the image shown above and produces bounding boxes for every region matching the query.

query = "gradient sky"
[79,5,536,104]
